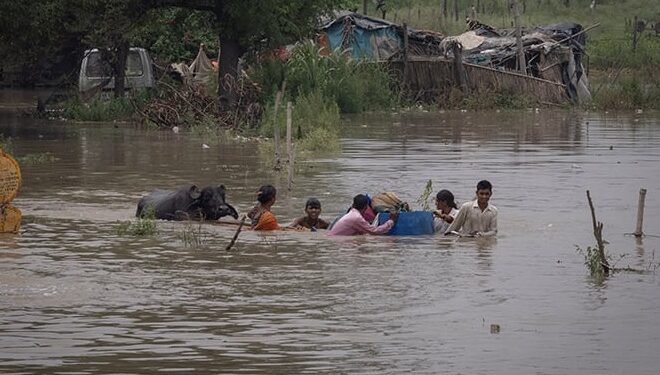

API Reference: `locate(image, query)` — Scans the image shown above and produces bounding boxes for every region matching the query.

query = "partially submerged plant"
[178,221,207,248]
[576,245,611,278]
[115,207,157,236]
[415,179,434,211]
[16,152,56,165]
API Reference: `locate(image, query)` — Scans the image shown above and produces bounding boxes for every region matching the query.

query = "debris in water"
[202,144,210,149]
[490,324,500,334]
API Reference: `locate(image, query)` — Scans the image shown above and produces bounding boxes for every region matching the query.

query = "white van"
[78,47,155,92]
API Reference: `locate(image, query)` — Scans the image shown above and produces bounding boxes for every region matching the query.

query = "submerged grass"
[115,207,158,236]
[178,221,208,247]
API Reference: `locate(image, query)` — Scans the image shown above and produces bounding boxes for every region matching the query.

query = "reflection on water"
[2,105,660,374]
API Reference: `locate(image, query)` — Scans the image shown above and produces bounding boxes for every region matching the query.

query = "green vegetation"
[576,245,612,278]
[61,90,152,122]
[415,179,434,211]
[254,41,398,114]
[115,207,158,236]
[253,41,398,160]
[590,75,660,110]
[16,153,57,165]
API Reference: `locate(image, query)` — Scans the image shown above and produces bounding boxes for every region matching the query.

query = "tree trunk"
[453,0,458,22]
[217,35,242,110]
[442,0,448,18]
[113,40,129,98]
[112,39,129,98]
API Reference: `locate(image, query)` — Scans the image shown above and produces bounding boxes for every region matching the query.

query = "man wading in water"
[445,180,498,237]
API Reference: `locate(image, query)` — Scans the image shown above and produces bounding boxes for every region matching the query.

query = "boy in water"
[290,197,330,231]
[445,180,498,237]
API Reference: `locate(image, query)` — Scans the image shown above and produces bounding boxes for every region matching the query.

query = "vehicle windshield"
[86,50,144,77]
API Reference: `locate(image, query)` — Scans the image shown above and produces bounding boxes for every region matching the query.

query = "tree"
[149,0,347,108]
[0,1,88,86]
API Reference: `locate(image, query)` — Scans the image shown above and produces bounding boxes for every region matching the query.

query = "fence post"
[634,188,647,237]
[513,0,526,74]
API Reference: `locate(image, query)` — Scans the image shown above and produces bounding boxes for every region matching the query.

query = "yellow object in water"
[0,204,21,233]
[0,148,22,233]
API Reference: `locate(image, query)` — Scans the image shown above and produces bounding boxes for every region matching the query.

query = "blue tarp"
[322,13,402,60]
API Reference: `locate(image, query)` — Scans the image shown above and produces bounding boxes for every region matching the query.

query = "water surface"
[2,100,660,374]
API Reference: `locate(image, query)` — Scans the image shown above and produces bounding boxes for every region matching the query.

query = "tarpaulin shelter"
[171,44,217,87]
[319,12,444,60]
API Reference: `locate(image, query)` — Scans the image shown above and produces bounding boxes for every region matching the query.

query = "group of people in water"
[246,180,497,237]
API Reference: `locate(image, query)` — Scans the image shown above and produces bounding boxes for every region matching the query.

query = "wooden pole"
[452,42,469,93]
[273,80,286,170]
[453,0,459,22]
[402,23,409,84]
[634,188,647,237]
[226,215,247,251]
[286,102,293,191]
[513,1,526,74]
[442,0,448,18]
[363,0,368,14]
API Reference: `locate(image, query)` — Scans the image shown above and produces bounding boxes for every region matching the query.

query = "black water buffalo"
[136,185,239,221]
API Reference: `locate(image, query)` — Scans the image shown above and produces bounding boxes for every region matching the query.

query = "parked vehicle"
[78,47,155,92]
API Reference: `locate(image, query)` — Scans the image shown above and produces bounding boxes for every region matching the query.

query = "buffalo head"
[197,185,239,220]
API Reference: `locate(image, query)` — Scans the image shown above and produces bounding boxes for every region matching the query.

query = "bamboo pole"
[286,102,293,191]
[634,188,647,237]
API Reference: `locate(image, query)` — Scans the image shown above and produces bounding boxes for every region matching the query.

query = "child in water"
[247,185,279,231]
[290,197,330,231]
[433,189,459,234]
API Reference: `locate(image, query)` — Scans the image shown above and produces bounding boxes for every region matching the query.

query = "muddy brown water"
[1,91,660,374]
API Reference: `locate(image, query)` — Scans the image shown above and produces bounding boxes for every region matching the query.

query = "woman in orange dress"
[247,185,279,231]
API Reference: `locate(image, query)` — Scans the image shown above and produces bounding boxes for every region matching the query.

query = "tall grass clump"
[259,89,341,159]
[252,41,397,114]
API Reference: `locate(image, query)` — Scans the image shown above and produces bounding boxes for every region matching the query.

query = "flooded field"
[1,93,660,374]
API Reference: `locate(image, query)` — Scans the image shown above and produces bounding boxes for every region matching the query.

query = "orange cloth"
[253,210,279,231]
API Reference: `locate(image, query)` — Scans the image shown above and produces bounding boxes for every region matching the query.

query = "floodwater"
[2,90,660,374]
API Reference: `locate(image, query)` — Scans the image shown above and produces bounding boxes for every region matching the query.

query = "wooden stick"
[286,101,293,191]
[587,190,610,274]
[634,188,647,237]
[226,215,247,251]
[273,80,286,170]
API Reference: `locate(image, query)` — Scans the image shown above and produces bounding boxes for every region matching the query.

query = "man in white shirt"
[445,180,497,237]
